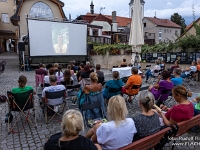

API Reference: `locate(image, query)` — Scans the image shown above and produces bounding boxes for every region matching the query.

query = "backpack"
[0,95,7,102]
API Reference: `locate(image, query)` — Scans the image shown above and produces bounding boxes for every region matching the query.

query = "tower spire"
[90,0,94,14]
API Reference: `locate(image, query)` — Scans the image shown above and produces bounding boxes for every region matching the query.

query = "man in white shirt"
[180,61,197,78]
[42,75,66,106]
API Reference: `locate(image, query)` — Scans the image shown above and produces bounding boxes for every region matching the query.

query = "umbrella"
[129,0,144,67]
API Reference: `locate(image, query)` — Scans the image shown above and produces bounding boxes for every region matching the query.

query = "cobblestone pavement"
[0,52,200,150]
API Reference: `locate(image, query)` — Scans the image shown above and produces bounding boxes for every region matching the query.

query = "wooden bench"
[171,114,200,150]
[119,114,200,150]
[119,127,173,150]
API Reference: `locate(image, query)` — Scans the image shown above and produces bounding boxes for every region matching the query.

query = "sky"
[62,0,200,25]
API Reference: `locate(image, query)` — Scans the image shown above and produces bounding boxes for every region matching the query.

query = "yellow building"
[0,0,18,52]
[0,0,66,53]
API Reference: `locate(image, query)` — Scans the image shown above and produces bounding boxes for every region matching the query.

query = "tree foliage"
[170,13,186,34]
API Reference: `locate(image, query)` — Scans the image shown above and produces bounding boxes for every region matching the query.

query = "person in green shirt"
[11,75,33,94]
[191,94,200,115]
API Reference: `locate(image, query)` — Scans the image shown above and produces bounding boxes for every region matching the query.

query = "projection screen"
[28,19,87,56]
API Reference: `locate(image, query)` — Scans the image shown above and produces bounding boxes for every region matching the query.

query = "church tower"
[129,0,145,18]
[90,0,94,14]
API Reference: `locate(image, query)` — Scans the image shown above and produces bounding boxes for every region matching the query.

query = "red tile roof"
[145,17,181,28]
[86,13,131,27]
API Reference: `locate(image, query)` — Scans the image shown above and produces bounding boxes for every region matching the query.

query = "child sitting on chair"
[191,94,200,115]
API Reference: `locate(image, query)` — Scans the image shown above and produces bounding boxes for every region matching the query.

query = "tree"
[170,13,186,35]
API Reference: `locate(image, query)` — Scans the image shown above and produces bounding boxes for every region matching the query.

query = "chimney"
[90,0,94,14]
[112,11,116,23]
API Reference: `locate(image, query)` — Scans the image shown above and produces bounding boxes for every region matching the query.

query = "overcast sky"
[62,0,200,25]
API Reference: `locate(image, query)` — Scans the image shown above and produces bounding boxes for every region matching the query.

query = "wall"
[182,20,200,37]
[91,53,192,69]
[19,0,63,37]
[0,0,17,32]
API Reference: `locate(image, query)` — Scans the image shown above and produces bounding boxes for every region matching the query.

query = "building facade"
[143,17,181,44]
[0,0,18,52]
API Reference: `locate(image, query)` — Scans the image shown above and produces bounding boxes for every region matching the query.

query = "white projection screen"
[28,19,87,56]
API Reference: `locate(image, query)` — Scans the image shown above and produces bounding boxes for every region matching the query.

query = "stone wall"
[91,52,192,69]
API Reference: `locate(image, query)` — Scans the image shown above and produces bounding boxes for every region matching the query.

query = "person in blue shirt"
[171,68,183,86]
[103,71,124,100]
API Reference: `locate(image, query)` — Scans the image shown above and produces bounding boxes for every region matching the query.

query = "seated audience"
[156,86,194,126]
[95,64,104,83]
[89,64,94,73]
[12,75,34,94]
[76,63,85,81]
[197,60,200,71]
[67,65,75,75]
[86,95,137,150]
[42,64,47,71]
[55,65,64,83]
[78,72,102,108]
[35,63,47,75]
[70,61,79,73]
[79,65,91,81]
[96,64,104,78]
[191,94,200,115]
[133,91,161,141]
[171,68,183,86]
[42,75,66,106]
[61,70,77,96]
[149,70,174,106]
[51,63,59,74]
[61,69,73,85]
[44,109,101,150]
[44,68,54,85]
[122,67,142,102]
[145,60,161,82]
[169,60,179,73]
[120,58,128,67]
[103,71,123,100]
[180,61,197,78]
[160,60,165,70]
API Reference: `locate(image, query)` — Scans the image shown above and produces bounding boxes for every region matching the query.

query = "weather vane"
[100,7,105,14]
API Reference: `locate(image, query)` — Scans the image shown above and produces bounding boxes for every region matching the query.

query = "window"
[143,23,146,27]
[1,13,9,23]
[175,30,178,36]
[170,30,171,33]
[167,29,169,33]
[164,29,166,33]
[0,0,8,2]
[29,2,54,19]
[159,29,162,39]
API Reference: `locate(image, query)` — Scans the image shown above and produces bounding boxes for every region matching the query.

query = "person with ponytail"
[156,85,194,126]
[11,75,33,94]
[132,91,161,141]
[44,109,102,150]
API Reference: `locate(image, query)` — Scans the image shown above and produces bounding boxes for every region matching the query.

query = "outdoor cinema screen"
[28,19,87,56]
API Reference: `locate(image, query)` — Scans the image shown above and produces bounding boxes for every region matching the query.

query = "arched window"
[29,2,54,19]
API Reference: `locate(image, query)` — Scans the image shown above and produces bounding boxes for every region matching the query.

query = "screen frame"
[27,18,88,57]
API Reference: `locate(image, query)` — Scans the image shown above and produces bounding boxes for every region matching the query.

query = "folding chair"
[81,92,106,128]
[44,90,66,124]
[35,74,44,92]
[142,64,151,72]
[6,90,36,134]
[124,85,141,109]
[81,100,104,128]
[149,70,160,84]
[65,84,81,109]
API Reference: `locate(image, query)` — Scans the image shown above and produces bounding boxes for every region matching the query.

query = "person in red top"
[122,67,142,102]
[35,63,47,75]
[156,85,194,126]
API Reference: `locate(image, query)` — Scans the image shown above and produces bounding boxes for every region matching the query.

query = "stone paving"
[0,52,200,150]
